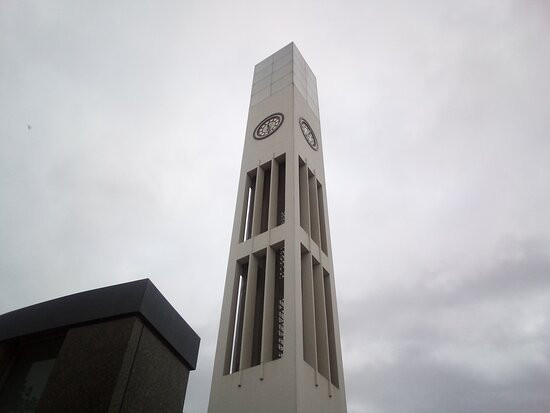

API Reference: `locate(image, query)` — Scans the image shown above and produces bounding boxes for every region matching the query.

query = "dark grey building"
[0,279,200,412]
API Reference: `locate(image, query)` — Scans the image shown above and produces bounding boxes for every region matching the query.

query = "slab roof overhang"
[0,279,200,370]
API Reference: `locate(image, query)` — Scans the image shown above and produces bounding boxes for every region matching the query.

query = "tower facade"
[208,43,347,413]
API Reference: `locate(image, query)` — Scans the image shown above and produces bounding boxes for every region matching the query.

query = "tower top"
[251,43,319,118]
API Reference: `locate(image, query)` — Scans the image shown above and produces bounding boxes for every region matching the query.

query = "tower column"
[208,43,347,413]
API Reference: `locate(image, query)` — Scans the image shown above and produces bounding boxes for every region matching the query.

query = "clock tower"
[208,43,347,413]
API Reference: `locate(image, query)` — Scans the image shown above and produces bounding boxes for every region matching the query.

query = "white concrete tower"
[208,43,347,413]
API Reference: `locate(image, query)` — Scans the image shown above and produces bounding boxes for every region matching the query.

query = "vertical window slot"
[273,246,285,359]
[308,169,321,246]
[240,171,257,242]
[251,254,266,367]
[251,167,265,237]
[261,247,275,362]
[276,156,286,226]
[226,260,248,374]
[301,246,316,368]
[317,181,328,254]
[313,259,330,380]
[245,184,254,240]
[268,154,286,230]
[299,158,310,233]
[324,269,339,387]
[260,163,271,234]
[239,255,258,370]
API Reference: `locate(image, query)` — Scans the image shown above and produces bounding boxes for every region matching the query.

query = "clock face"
[299,118,318,150]
[253,113,284,140]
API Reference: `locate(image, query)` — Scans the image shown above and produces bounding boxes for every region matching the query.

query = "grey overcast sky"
[1,0,550,412]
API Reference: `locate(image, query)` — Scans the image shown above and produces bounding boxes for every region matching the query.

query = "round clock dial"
[299,118,318,150]
[253,113,284,140]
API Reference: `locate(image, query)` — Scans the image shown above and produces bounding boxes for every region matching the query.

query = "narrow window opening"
[313,259,329,380]
[273,246,285,359]
[301,246,316,368]
[251,256,266,367]
[317,181,328,254]
[298,158,310,233]
[244,188,253,239]
[323,269,339,387]
[260,165,271,234]
[242,173,257,241]
[228,262,248,374]
[277,157,286,226]
[308,169,321,246]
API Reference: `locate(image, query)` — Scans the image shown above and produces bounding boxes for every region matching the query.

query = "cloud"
[342,238,550,412]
